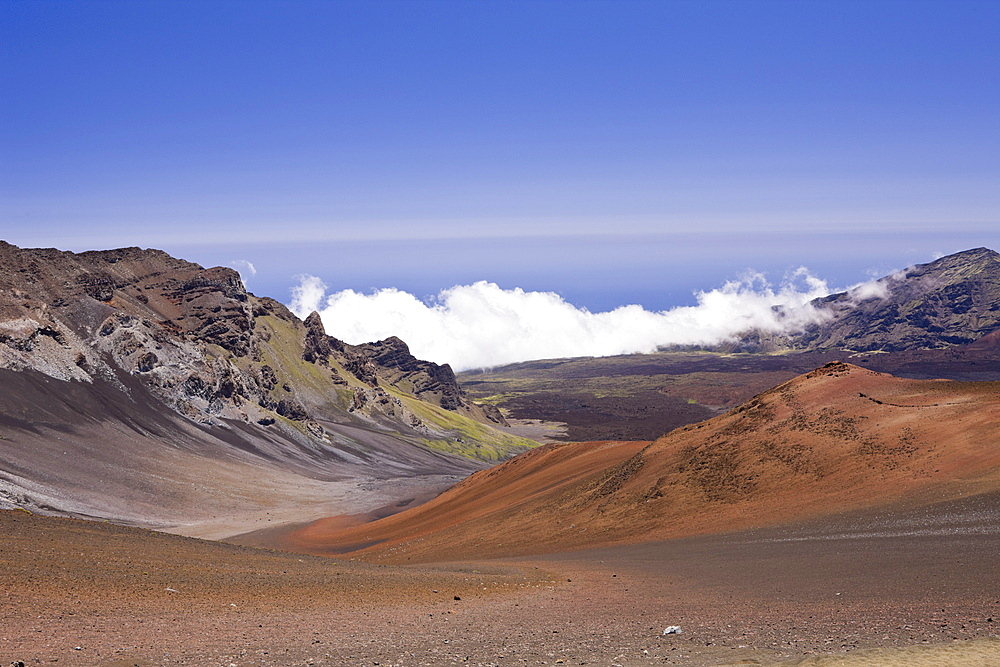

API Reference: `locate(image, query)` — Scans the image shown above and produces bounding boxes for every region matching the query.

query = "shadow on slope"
[0,368,481,538]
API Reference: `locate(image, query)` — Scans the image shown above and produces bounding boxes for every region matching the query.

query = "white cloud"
[289,274,327,314]
[288,270,835,371]
[846,278,890,301]
[230,259,257,283]
[844,267,909,303]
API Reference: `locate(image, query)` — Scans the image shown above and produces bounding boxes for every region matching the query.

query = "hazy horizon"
[3,1,998,366]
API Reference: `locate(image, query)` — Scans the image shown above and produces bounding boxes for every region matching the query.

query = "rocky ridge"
[0,241,529,459]
[741,247,1000,353]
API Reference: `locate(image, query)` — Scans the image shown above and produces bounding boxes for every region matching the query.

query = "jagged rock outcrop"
[291,311,507,426]
[0,241,525,450]
[344,336,507,425]
[302,311,337,365]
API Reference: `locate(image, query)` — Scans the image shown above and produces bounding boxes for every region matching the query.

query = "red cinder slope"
[278,439,648,557]
[280,362,1000,562]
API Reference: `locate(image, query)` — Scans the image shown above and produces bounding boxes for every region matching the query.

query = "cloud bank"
[289,269,844,371]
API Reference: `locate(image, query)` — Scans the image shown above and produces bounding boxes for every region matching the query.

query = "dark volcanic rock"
[161,266,255,357]
[135,351,159,373]
[352,337,461,401]
[253,296,297,322]
[349,336,507,425]
[302,311,335,364]
[771,248,1000,352]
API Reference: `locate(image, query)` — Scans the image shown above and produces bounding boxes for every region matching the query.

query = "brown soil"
[266,439,650,559]
[4,503,1000,666]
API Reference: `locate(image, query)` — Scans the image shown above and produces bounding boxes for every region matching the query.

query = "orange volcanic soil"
[264,438,650,556]
[272,362,1000,562]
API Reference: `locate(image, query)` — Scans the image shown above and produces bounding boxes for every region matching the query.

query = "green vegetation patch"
[421,438,511,462]
[396,390,538,461]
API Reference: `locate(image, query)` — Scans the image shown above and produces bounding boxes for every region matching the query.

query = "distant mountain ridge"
[761,247,1000,352]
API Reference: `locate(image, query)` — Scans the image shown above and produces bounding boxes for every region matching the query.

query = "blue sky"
[3,0,1000,315]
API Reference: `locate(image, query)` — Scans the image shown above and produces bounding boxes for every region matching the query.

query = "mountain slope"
[787,247,1000,351]
[281,362,1000,561]
[0,242,535,534]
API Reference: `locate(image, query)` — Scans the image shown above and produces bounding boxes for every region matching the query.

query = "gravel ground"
[3,507,1000,666]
